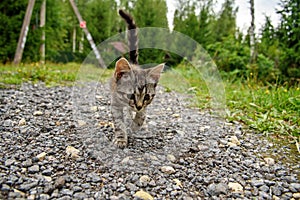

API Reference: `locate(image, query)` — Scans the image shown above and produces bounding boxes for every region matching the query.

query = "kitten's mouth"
[132,106,144,112]
[136,106,143,111]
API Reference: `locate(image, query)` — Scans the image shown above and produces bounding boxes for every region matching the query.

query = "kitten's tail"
[119,9,139,65]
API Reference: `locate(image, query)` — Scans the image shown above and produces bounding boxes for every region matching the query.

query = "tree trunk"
[249,0,256,63]
[14,0,36,65]
[40,0,46,64]
[72,27,76,53]
[69,0,106,68]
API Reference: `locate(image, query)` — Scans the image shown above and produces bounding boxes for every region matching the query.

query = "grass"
[166,63,299,151]
[0,62,299,146]
[0,62,80,87]
[225,77,300,138]
[0,62,112,88]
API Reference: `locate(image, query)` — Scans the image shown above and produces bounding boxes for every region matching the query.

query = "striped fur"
[110,11,164,148]
[119,9,139,64]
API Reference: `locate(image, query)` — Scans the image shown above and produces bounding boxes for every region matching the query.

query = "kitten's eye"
[127,94,135,100]
[144,94,150,101]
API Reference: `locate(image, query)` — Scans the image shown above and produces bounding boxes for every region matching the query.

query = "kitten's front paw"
[113,129,130,148]
[113,138,128,148]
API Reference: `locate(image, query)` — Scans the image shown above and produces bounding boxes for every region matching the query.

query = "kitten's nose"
[136,106,143,111]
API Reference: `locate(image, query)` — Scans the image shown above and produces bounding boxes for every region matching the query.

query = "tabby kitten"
[110,10,164,148]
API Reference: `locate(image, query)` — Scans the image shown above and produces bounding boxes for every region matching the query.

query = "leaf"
[262,111,269,122]
[288,97,300,108]
[249,102,261,109]
[296,140,300,154]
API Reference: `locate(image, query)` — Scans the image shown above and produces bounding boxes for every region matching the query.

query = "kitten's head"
[113,57,164,111]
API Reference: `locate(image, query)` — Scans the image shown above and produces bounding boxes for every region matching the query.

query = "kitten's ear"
[148,63,164,83]
[114,57,131,80]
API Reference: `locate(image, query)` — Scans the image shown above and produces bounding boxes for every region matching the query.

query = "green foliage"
[81,0,119,52]
[0,0,75,63]
[0,63,80,87]
[173,1,199,41]
[207,35,250,72]
[212,0,237,42]
[0,63,113,88]
[257,0,300,81]
[173,0,215,47]
[276,0,300,78]
[0,0,298,85]
[0,0,28,63]
[133,0,168,28]
[44,0,73,62]
[130,0,168,64]
[197,1,215,47]
[165,64,300,137]
[225,78,300,138]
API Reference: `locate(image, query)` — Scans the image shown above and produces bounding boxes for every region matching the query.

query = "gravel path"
[0,82,299,200]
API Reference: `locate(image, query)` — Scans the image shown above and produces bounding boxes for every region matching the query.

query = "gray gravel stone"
[81,183,91,189]
[126,182,138,192]
[73,192,88,199]
[259,185,269,192]
[28,165,39,174]
[42,169,52,176]
[259,191,271,199]
[8,191,23,198]
[19,181,38,191]
[4,158,15,167]
[251,179,265,187]
[61,189,73,196]
[207,183,228,196]
[271,186,282,196]
[73,186,82,193]
[3,119,13,127]
[39,194,50,200]
[1,184,10,192]
[264,180,276,186]
[22,159,33,167]
[290,183,300,192]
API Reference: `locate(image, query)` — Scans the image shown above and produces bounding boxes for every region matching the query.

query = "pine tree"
[133,0,168,28]
[259,16,280,68]
[277,0,300,79]
[129,0,168,64]
[212,0,237,42]
[0,0,40,63]
[82,0,118,42]
[173,0,215,47]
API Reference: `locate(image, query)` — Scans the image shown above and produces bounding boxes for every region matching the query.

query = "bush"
[207,36,250,73]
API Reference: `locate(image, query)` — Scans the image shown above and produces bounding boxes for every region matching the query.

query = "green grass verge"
[0,62,112,88]
[0,62,80,87]
[165,64,299,140]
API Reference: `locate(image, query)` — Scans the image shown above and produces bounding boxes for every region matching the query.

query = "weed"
[162,64,299,140]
